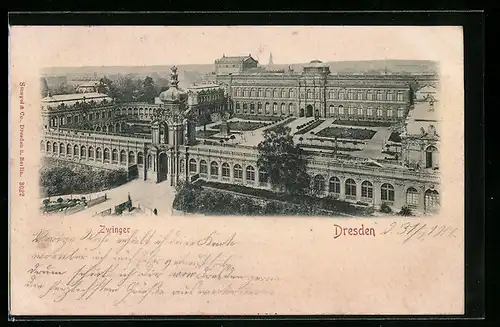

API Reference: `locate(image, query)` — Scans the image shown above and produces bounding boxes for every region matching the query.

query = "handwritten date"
[381,221,459,244]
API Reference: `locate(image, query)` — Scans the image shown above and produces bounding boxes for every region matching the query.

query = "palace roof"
[41,92,111,103]
[215,55,258,64]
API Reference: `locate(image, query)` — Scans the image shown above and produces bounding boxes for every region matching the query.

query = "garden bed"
[211,121,271,131]
[316,127,376,140]
[298,144,362,152]
[332,120,392,127]
[295,119,325,135]
[233,114,284,122]
[388,132,402,143]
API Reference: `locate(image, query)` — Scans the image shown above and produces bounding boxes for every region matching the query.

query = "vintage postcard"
[9,25,464,315]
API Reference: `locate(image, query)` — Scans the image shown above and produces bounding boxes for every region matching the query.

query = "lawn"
[316,127,376,140]
[295,119,325,135]
[298,144,361,152]
[388,132,402,143]
[233,114,284,122]
[332,120,392,127]
[196,130,219,138]
[212,121,271,131]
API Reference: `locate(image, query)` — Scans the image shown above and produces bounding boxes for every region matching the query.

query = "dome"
[159,87,187,103]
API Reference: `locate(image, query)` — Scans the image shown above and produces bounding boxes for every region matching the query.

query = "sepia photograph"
[9,24,465,316]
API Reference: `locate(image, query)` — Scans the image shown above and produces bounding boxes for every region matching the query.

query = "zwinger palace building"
[40,56,441,214]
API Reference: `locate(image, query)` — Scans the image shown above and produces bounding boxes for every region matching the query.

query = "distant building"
[41,92,112,110]
[75,81,100,93]
[413,84,437,102]
[214,54,259,75]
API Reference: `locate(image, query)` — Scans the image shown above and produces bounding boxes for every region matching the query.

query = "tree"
[257,125,311,196]
[40,77,49,97]
[139,76,157,103]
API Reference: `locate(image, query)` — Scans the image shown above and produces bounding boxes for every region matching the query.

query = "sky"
[10,26,463,68]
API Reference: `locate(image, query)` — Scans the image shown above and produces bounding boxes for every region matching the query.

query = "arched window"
[380,183,395,202]
[246,165,255,181]
[80,146,86,157]
[199,160,208,174]
[348,90,355,100]
[345,178,357,197]
[258,88,263,97]
[280,103,286,115]
[329,177,340,194]
[357,91,363,100]
[329,90,335,99]
[222,162,230,177]
[265,89,271,98]
[338,90,345,100]
[272,89,278,98]
[329,105,335,115]
[361,181,373,199]
[112,149,118,162]
[367,106,373,116]
[288,103,294,115]
[397,107,405,118]
[397,91,404,102]
[189,159,197,172]
[425,189,440,209]
[357,107,364,116]
[406,187,419,206]
[104,148,110,161]
[210,161,219,176]
[289,89,295,98]
[128,151,135,164]
[251,88,256,97]
[265,103,270,114]
[88,146,94,158]
[242,103,248,113]
[243,89,249,97]
[281,89,287,98]
[66,144,72,155]
[338,105,344,115]
[425,145,439,168]
[387,109,393,117]
[312,175,326,193]
[96,147,102,159]
[377,107,383,117]
[234,164,243,179]
[273,103,278,115]
[259,170,268,183]
[307,89,312,99]
[60,143,65,154]
[367,90,373,101]
[53,142,58,153]
[250,103,255,114]
[235,102,240,113]
[386,91,393,101]
[74,145,79,156]
[137,152,144,165]
[120,150,126,163]
[257,103,263,114]
[147,155,152,169]
[377,91,384,101]
[45,141,51,152]
[348,105,354,115]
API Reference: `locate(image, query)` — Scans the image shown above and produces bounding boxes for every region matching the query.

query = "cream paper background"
[9,26,464,315]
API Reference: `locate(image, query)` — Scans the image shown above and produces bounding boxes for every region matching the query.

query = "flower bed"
[233,114,283,122]
[295,119,325,135]
[332,120,392,127]
[316,127,376,140]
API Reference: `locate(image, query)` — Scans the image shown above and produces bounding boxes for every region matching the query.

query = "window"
[180,159,185,173]
[367,91,373,101]
[96,148,102,159]
[315,91,320,99]
[357,107,364,116]
[307,89,312,99]
[257,103,263,114]
[112,149,118,162]
[281,89,287,98]
[312,175,325,193]
[281,103,286,115]
[397,91,404,102]
[246,166,255,181]
[377,91,384,101]
[329,177,340,194]
[266,89,271,97]
[290,89,295,98]
[348,90,354,100]
[250,103,255,114]
[200,160,208,174]
[53,142,57,153]
[338,90,345,100]
[251,89,256,97]
[88,146,94,158]
[67,144,72,155]
[288,103,294,115]
[189,159,197,172]
[357,91,363,100]
[265,103,270,114]
[147,155,153,169]
[120,150,126,163]
[81,146,87,157]
[397,108,405,118]
[259,170,268,183]
[129,151,135,164]
[74,145,79,156]
[235,102,240,113]
[338,105,344,115]
[367,107,373,116]
[234,164,243,179]
[406,187,419,206]
[258,88,263,97]
[222,163,230,177]
[243,103,248,113]
[243,89,249,97]
[273,103,278,115]
[348,106,354,115]
[425,189,440,209]
[381,183,395,202]
[387,91,393,101]
[377,107,383,117]
[387,109,393,117]
[137,152,144,165]
[210,161,219,176]
[329,90,335,99]
[273,89,278,98]
[345,179,357,197]
[104,148,110,161]
[361,181,373,199]
[329,105,335,115]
